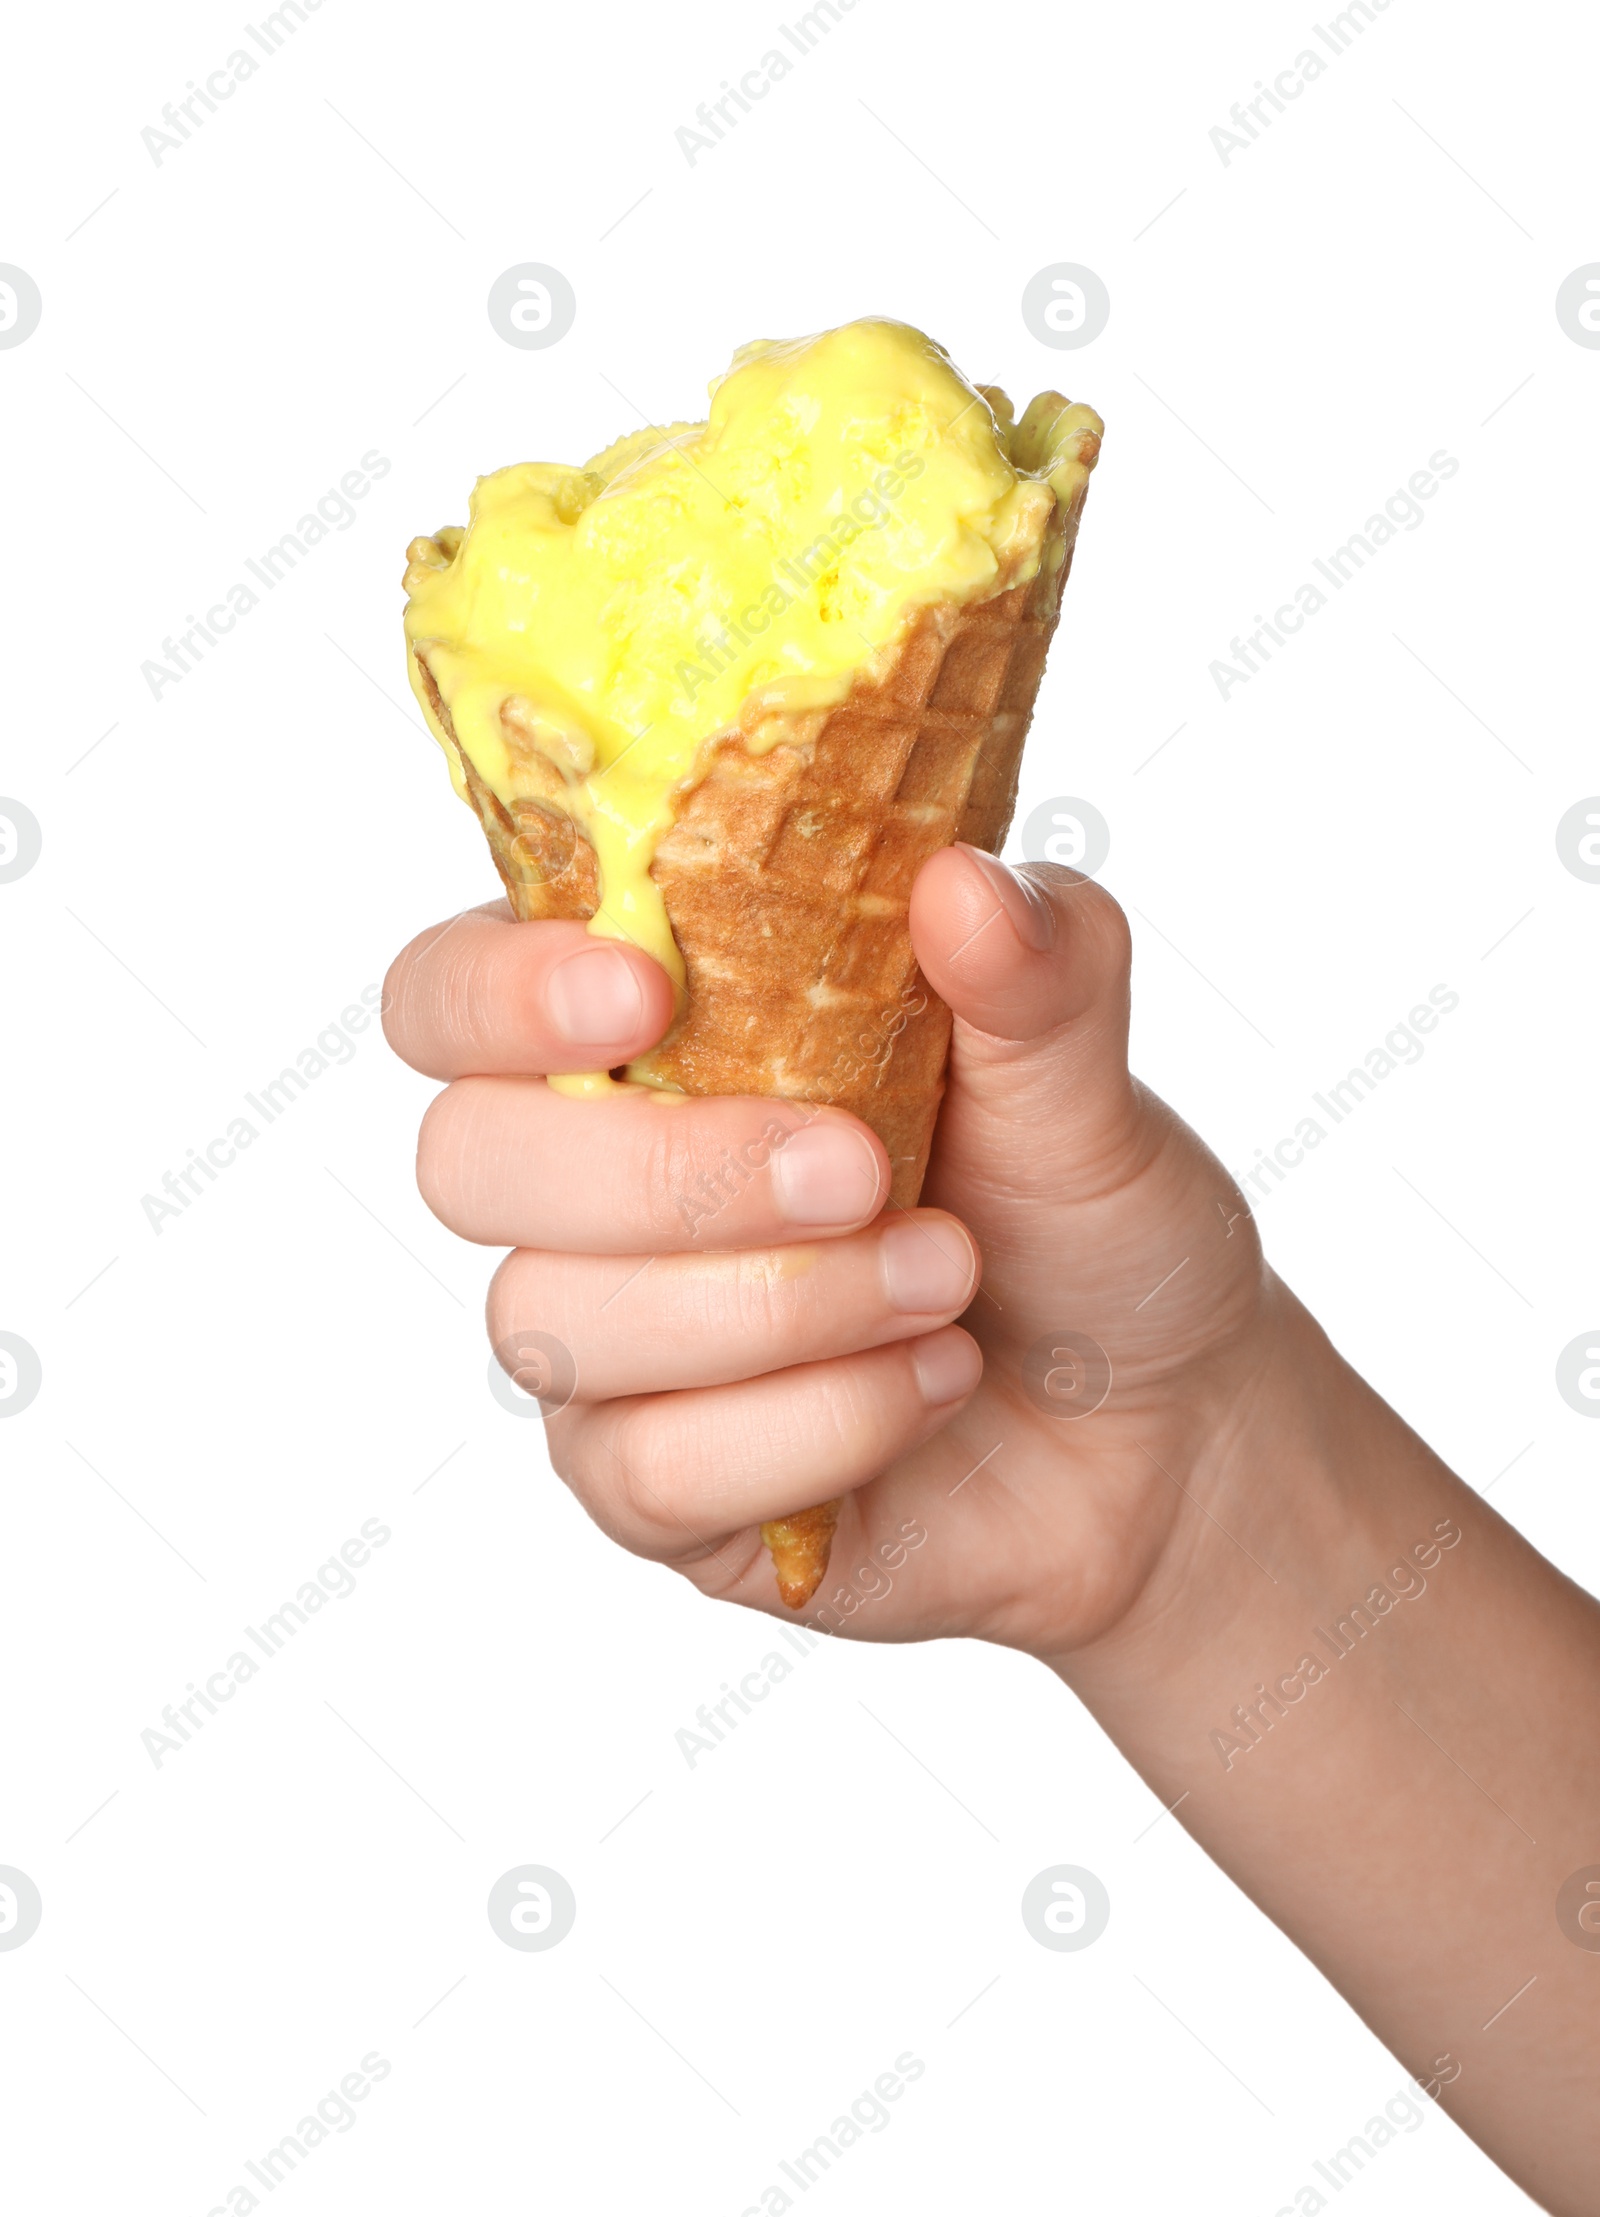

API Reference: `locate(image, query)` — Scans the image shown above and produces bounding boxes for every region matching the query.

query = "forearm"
[1056,1285,1600,2215]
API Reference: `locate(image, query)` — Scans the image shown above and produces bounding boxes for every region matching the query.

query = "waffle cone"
[410,401,1100,1611]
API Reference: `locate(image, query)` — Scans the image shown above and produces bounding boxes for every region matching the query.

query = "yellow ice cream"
[403,317,1099,1016]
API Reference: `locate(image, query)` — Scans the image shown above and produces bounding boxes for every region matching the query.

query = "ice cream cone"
[402,332,1101,1610]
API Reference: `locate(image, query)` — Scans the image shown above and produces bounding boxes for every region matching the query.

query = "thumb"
[908,844,1138,1161]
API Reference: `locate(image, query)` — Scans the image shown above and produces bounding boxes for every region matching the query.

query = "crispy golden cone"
[407,396,1101,1609]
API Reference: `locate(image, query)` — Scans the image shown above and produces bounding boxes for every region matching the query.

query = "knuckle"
[379,949,411,1056]
[414,1091,452,1222]
[414,1080,476,1226]
[589,1404,688,1545]
[484,1250,525,1349]
[486,1251,574,1369]
[641,1114,748,1244]
[1046,871,1130,979]
[1085,880,1133,972]
[543,1407,595,1505]
[724,1253,789,1341]
[638,1119,694,1237]
[382,916,475,1071]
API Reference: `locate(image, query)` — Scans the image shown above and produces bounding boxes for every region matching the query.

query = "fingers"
[419,1080,889,1252]
[909,844,1138,1167]
[552,1327,983,1562]
[383,903,676,1078]
[488,1210,981,1398]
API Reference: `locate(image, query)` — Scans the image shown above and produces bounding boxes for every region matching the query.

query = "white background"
[2,0,1595,2209]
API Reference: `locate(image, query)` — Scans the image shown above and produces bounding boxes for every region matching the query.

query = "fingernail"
[911,1329,984,1406]
[957,845,1056,951]
[770,1121,882,1226]
[546,946,646,1046]
[880,1217,977,1314]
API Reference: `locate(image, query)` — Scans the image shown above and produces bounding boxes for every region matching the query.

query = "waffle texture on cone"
[401,322,1102,1609]
[411,486,1083,1208]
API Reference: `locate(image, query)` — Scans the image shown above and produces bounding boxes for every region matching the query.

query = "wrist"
[1048,1281,1454,1714]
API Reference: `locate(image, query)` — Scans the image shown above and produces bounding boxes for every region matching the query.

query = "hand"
[383,849,1284,1662]
[387,862,1600,2215]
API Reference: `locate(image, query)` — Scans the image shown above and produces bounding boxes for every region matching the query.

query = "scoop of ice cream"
[402,317,1101,979]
